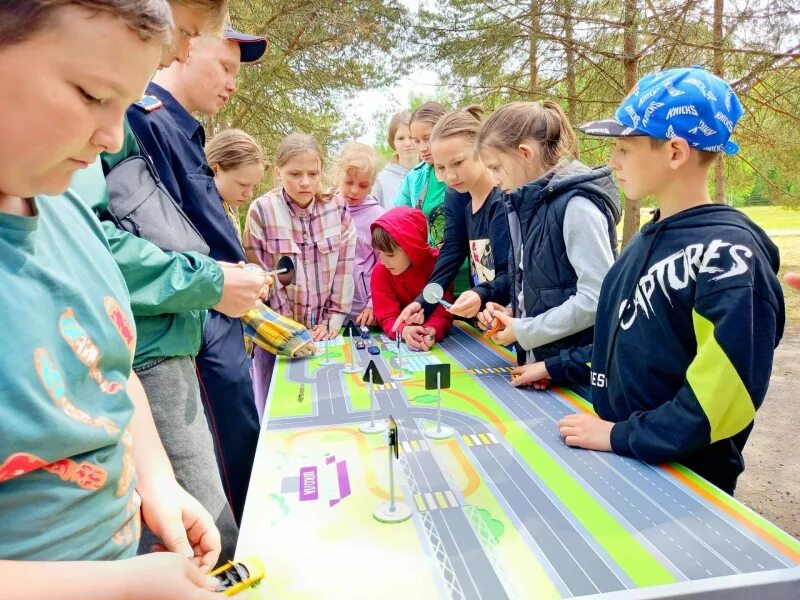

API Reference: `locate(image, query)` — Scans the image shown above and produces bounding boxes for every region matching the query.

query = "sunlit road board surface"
[238,322,800,599]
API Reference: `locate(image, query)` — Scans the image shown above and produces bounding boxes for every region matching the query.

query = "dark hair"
[0,0,173,47]
[371,225,398,253]
[478,100,579,169]
[409,101,447,129]
[648,138,720,166]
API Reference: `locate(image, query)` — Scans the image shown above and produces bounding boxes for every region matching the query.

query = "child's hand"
[449,290,482,318]
[139,481,221,572]
[311,324,329,341]
[293,340,317,358]
[477,302,511,331]
[512,362,550,389]
[120,553,219,599]
[402,325,430,351]
[558,414,613,451]
[396,302,425,327]
[356,307,376,327]
[488,311,516,346]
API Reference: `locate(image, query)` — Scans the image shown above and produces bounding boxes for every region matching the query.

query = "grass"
[618,205,799,237]
[776,236,800,326]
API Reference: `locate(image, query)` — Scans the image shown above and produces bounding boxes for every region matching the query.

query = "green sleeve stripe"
[687,309,755,443]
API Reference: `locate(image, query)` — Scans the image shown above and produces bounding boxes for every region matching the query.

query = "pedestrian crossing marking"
[468,366,514,375]
[373,383,397,391]
[411,439,420,451]
[415,491,460,512]
[462,432,502,446]
[401,441,412,453]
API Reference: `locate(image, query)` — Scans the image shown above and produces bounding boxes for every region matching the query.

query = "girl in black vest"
[476,101,621,374]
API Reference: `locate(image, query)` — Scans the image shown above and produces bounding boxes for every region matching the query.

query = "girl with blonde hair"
[372,111,417,208]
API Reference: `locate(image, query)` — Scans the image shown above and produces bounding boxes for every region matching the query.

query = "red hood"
[371,207,438,267]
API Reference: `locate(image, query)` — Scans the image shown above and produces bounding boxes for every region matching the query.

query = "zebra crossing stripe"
[469,434,482,445]
[487,432,499,444]
[424,493,437,510]
[402,441,412,453]
[462,434,473,446]
[478,433,491,445]
[434,492,448,509]
[414,494,426,512]
[445,490,458,507]
[411,439,420,451]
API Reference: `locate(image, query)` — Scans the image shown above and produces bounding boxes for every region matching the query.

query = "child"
[206,128,267,238]
[517,67,785,495]
[396,107,511,338]
[475,101,621,365]
[333,142,385,327]
[207,129,315,419]
[373,111,418,208]
[0,1,221,597]
[371,207,454,351]
[245,134,356,396]
[394,102,448,247]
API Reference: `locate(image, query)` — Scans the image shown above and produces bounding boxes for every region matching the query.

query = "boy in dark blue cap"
[513,67,785,494]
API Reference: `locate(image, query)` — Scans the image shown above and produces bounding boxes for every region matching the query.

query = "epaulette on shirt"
[133,95,164,113]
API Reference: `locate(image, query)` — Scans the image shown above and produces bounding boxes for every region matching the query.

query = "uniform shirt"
[0,190,140,560]
[245,188,356,332]
[127,82,245,263]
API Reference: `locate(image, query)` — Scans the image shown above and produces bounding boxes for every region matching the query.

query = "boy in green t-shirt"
[0,1,223,598]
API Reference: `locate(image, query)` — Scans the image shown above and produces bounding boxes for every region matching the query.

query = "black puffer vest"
[506,162,621,360]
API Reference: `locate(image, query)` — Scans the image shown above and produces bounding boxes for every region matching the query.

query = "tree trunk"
[621,0,640,248]
[529,2,539,98]
[563,0,577,124]
[713,0,726,204]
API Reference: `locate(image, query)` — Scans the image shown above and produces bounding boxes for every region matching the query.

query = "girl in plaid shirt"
[245,134,356,399]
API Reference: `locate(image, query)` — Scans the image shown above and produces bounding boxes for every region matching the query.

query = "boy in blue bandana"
[514,67,785,494]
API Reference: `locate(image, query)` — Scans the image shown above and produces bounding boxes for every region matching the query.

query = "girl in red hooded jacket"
[370,207,454,350]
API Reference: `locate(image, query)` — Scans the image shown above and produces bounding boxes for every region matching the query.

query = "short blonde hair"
[335,142,378,186]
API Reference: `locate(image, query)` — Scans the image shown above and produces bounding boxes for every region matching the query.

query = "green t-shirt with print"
[0,190,140,560]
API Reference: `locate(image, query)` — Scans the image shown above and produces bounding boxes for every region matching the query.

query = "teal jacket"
[394,161,446,248]
[71,120,223,369]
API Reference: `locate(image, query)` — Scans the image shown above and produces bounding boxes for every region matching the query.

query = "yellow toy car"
[209,557,265,596]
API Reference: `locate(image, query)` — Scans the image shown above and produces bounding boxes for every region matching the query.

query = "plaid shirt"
[245,188,356,332]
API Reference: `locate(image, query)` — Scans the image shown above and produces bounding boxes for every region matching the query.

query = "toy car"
[356,340,366,350]
[360,327,371,340]
[209,557,265,596]
[368,346,380,355]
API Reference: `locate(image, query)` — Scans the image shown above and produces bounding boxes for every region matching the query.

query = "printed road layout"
[238,322,800,599]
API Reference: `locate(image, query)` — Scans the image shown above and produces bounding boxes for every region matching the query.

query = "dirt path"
[737,324,800,538]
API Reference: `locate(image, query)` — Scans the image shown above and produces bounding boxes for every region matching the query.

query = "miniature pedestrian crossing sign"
[362,360,384,386]
[343,320,358,338]
[425,363,451,390]
[388,415,399,459]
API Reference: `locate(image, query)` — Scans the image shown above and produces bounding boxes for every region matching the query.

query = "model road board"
[237,322,800,599]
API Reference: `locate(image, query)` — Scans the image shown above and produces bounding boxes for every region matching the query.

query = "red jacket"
[370,207,453,340]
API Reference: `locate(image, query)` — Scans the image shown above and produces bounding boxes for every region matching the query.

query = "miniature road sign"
[391,330,411,382]
[360,360,387,434]
[361,359,384,386]
[422,282,453,309]
[319,318,336,366]
[425,363,451,390]
[374,414,412,523]
[343,320,361,373]
[424,363,454,440]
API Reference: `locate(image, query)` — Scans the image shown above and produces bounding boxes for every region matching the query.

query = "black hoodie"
[548,204,785,493]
